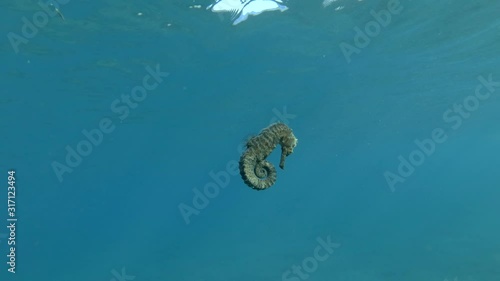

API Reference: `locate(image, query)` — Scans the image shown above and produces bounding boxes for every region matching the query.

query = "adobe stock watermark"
[178,106,297,225]
[51,64,169,183]
[282,235,340,281]
[339,0,403,63]
[110,267,135,281]
[7,0,68,54]
[385,74,500,192]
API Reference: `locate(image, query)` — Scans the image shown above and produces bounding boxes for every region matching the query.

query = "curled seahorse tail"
[239,151,277,190]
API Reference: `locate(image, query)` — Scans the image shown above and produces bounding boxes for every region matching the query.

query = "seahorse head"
[281,133,298,156]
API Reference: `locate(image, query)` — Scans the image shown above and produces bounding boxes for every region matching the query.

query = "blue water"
[1,0,500,280]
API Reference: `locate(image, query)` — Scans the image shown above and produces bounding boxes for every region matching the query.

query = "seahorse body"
[239,122,298,190]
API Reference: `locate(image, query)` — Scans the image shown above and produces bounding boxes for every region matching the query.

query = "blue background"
[1,0,500,280]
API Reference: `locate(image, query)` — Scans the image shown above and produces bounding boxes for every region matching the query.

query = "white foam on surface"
[207,0,288,25]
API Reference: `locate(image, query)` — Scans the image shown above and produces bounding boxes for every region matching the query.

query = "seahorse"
[239,122,298,190]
